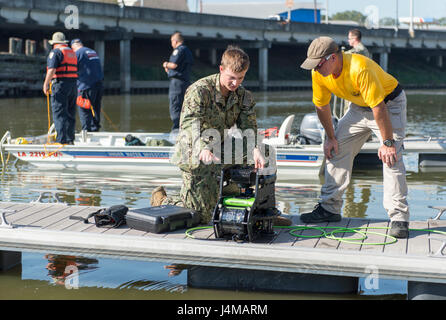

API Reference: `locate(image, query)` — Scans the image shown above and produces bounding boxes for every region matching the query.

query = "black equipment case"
[126,205,200,233]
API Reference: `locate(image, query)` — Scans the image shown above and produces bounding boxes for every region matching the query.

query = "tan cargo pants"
[320,91,409,222]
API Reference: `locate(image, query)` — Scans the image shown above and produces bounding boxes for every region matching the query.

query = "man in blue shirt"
[43,32,77,144]
[162,32,194,132]
[71,39,104,132]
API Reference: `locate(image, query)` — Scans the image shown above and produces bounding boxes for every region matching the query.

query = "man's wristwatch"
[383,139,395,147]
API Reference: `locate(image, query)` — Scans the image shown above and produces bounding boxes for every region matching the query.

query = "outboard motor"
[298,113,338,145]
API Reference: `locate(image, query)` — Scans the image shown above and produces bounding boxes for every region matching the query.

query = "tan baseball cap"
[48,32,68,45]
[300,36,339,70]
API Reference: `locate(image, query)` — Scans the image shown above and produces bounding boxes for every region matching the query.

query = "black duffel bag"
[70,205,128,228]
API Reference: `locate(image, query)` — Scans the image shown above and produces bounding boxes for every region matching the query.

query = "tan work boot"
[151,186,167,207]
[273,215,292,226]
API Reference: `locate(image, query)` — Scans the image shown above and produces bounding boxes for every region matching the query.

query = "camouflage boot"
[273,215,293,226]
[151,186,167,207]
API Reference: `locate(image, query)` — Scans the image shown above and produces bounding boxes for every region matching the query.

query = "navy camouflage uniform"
[165,73,257,224]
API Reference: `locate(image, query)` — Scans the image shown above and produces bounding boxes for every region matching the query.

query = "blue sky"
[188,0,446,19]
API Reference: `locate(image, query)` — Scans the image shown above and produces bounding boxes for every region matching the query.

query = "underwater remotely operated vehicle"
[212,165,281,242]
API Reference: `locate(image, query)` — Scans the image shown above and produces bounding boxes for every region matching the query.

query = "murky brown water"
[1,90,445,300]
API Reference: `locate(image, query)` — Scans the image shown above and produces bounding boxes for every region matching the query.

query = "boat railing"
[1,131,11,145]
[1,131,11,168]
[47,123,56,136]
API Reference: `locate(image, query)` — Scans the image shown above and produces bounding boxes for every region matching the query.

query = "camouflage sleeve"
[236,89,258,150]
[171,84,212,170]
[180,84,213,151]
[236,89,257,133]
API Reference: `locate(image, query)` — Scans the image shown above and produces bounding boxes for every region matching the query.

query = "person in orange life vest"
[43,32,78,145]
[71,39,104,132]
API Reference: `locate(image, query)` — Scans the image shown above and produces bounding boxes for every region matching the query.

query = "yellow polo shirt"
[312,52,398,108]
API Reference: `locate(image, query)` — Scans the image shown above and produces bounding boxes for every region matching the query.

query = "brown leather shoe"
[273,215,292,226]
[151,186,167,207]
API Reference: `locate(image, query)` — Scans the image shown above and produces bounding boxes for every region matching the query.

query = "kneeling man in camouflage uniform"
[151,46,291,226]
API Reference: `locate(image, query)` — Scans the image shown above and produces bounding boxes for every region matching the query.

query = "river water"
[1,90,446,300]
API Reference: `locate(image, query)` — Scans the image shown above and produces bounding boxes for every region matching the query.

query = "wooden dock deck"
[1,201,445,297]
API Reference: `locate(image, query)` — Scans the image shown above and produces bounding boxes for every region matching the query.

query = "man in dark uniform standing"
[162,32,193,132]
[70,39,104,132]
[43,32,78,145]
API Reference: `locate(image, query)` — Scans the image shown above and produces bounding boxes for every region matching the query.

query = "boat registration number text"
[17,151,62,158]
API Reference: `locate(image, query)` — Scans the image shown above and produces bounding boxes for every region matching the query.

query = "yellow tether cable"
[46,82,52,143]
[90,103,96,118]
[42,82,66,158]
[101,108,119,132]
[43,142,65,159]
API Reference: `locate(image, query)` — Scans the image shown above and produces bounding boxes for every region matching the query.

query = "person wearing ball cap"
[299,36,410,239]
[43,31,78,145]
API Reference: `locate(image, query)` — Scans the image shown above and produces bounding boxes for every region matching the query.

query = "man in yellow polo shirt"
[300,36,409,238]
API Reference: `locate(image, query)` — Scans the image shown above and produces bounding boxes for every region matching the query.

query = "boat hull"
[3,131,446,180]
[2,139,324,181]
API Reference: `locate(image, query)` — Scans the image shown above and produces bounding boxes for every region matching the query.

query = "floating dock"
[0,200,445,299]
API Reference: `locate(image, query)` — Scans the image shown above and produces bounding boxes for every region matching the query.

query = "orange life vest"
[51,44,78,79]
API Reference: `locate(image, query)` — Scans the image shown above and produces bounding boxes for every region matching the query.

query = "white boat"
[0,116,324,181]
[2,114,446,181]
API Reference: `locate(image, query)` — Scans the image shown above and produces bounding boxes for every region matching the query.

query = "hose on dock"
[185,225,446,246]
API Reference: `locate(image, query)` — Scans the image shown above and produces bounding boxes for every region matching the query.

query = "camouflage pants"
[162,164,221,224]
[162,164,239,224]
